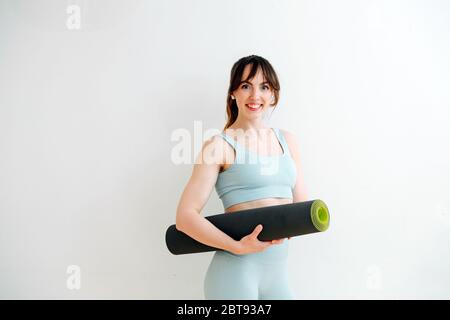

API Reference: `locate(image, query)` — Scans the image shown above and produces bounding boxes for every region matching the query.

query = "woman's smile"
[245,103,263,111]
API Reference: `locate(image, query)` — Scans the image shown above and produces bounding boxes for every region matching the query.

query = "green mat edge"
[310,199,330,232]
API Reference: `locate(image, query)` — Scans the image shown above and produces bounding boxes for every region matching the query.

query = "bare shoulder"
[195,134,229,166]
[280,129,299,145]
[279,129,301,158]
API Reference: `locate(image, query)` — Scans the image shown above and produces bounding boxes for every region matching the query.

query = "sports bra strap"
[219,133,238,149]
[220,128,289,156]
[274,128,291,157]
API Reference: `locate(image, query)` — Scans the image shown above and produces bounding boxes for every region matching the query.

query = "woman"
[176,55,308,299]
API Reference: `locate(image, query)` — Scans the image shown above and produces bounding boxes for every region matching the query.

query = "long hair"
[223,55,280,130]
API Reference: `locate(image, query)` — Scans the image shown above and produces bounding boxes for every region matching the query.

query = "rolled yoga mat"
[166,199,330,255]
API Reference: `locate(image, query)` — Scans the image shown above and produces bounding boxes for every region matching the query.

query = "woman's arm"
[282,129,309,203]
[175,136,241,253]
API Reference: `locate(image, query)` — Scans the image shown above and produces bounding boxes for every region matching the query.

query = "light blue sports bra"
[215,128,297,209]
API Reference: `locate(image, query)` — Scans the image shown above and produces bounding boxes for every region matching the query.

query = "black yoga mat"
[166,199,330,255]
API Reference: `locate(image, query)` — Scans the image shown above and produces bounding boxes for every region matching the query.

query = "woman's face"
[232,65,274,117]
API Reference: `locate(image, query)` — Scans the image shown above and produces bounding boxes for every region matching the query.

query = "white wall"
[0,0,449,299]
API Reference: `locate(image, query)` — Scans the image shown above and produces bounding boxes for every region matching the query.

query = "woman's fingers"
[270,237,291,243]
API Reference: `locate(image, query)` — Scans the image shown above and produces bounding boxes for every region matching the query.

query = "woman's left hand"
[271,237,290,243]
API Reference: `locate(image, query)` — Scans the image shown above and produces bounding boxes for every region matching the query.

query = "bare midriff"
[224,197,293,213]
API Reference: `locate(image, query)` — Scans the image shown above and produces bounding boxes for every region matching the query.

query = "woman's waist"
[224,197,293,213]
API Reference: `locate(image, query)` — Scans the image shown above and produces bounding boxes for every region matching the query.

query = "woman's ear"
[270,94,275,106]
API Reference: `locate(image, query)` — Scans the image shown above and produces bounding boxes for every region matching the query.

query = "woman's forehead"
[241,66,266,83]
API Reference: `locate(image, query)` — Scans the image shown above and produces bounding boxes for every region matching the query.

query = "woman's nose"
[250,87,262,97]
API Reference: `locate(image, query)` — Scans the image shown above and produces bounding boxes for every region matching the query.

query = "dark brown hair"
[223,55,280,130]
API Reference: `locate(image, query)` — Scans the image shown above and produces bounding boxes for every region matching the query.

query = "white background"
[0,0,449,299]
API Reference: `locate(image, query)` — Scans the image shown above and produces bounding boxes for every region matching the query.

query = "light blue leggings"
[204,240,295,300]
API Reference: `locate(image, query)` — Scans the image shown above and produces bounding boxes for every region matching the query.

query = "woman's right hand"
[232,224,284,255]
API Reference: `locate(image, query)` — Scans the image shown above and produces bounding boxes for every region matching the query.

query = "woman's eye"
[241,84,269,90]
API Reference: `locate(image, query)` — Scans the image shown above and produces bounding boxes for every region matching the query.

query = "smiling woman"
[175,55,308,300]
[225,56,280,129]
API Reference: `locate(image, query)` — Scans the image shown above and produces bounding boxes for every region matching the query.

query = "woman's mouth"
[245,103,262,111]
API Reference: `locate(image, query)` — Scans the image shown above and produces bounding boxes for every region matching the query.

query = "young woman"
[176,55,308,299]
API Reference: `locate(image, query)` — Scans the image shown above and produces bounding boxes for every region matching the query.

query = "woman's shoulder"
[278,128,300,149]
[204,132,236,154]
[278,128,296,140]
